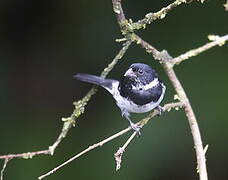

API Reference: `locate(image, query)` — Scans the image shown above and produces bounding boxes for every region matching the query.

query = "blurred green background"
[0,0,227,179]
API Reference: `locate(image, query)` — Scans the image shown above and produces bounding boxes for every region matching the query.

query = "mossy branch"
[111,0,223,179]
[0,0,227,180]
[131,0,187,30]
[0,40,131,180]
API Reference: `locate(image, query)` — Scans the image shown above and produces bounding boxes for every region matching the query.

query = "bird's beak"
[124,68,137,78]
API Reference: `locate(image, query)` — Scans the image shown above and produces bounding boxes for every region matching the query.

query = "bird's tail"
[74,73,115,90]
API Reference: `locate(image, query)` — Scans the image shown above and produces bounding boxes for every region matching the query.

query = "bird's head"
[124,63,158,84]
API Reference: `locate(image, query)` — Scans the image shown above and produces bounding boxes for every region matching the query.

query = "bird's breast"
[114,80,166,113]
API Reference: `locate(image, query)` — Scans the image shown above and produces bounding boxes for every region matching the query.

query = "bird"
[74,63,166,133]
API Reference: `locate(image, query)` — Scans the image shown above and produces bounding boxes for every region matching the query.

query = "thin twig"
[0,150,51,160]
[101,40,132,77]
[0,41,131,177]
[38,127,131,180]
[114,131,137,171]
[172,34,228,66]
[38,102,182,179]
[0,159,9,180]
[131,0,187,30]
[49,40,132,154]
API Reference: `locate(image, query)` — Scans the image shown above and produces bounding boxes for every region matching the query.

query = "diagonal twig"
[38,102,182,180]
[172,34,228,66]
[0,159,9,180]
[0,41,132,179]
[114,131,137,171]
[131,0,187,30]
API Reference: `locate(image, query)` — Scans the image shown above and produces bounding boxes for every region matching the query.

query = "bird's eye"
[138,69,143,74]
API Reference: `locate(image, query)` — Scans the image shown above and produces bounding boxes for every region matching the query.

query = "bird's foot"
[156,105,164,116]
[129,122,142,135]
[123,112,142,135]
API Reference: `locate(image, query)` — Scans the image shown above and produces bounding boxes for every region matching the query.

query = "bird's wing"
[129,83,165,105]
[74,73,118,93]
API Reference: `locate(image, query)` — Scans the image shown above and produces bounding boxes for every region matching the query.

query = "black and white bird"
[74,63,166,132]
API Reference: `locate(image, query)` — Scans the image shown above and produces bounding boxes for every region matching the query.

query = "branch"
[1,0,226,179]
[0,159,9,180]
[132,34,209,180]
[114,131,137,171]
[0,40,131,179]
[112,0,126,23]
[172,34,228,66]
[131,0,187,30]
[48,40,132,154]
[38,102,182,180]
[0,149,51,160]
[162,64,208,179]
[114,102,183,171]
[111,0,215,179]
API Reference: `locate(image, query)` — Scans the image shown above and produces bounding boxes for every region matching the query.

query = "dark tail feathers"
[74,73,115,89]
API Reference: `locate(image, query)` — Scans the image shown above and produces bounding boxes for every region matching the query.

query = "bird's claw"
[130,122,142,135]
[156,105,164,116]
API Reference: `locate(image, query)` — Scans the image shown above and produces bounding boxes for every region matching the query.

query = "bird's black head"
[124,63,158,84]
